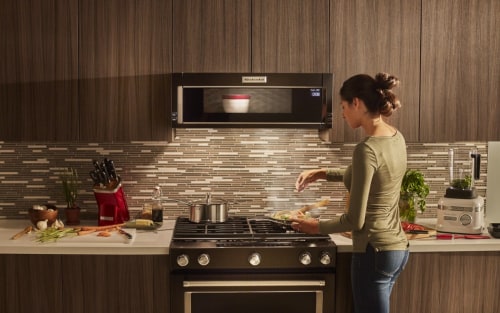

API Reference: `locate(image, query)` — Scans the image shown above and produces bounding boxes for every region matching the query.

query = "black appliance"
[170,217,336,313]
[171,73,333,129]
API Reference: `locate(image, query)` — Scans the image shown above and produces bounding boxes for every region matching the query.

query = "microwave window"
[181,87,323,123]
[203,88,291,113]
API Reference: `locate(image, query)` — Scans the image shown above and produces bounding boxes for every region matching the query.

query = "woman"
[291,73,409,313]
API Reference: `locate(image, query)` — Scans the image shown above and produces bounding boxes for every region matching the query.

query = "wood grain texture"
[330,0,421,143]
[0,0,78,141]
[420,0,500,142]
[252,0,330,73]
[61,255,170,313]
[0,255,63,313]
[337,251,500,313]
[172,0,251,72]
[79,0,171,141]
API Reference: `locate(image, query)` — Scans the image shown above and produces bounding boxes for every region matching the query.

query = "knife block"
[93,180,130,226]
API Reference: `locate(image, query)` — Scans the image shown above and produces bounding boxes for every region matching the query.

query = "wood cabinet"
[336,251,500,313]
[0,255,63,313]
[172,0,252,73]
[419,0,500,142]
[172,0,330,73]
[79,0,172,141]
[0,0,78,141]
[252,0,330,73]
[0,254,170,313]
[329,0,421,143]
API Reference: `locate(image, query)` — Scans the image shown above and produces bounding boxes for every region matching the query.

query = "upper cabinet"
[172,0,330,73]
[329,0,421,143]
[419,0,500,142]
[172,0,252,73]
[0,0,79,141]
[79,0,172,141]
[252,0,330,73]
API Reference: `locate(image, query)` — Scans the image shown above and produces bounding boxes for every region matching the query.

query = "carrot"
[97,231,111,237]
[79,223,124,232]
[77,229,96,236]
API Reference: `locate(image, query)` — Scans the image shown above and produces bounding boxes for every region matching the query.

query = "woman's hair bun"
[374,72,401,116]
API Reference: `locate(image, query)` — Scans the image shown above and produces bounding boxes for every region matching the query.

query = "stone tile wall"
[0,129,488,221]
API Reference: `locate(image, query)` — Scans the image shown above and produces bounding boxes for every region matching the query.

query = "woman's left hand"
[289,217,320,234]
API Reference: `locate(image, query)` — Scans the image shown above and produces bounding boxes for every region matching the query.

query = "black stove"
[170,217,336,271]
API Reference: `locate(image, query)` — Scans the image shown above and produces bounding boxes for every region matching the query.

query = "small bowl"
[487,223,500,238]
[222,94,251,113]
[29,205,58,227]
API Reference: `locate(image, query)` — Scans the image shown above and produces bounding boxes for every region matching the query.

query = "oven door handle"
[183,280,326,288]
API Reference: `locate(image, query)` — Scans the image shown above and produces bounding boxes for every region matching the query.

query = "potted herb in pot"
[61,167,81,225]
[399,169,430,223]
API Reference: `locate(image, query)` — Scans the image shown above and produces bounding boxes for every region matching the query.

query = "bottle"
[151,186,163,224]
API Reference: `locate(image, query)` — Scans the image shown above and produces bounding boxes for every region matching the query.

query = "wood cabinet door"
[0,255,63,313]
[420,0,500,142]
[252,0,330,73]
[0,0,78,141]
[61,255,170,313]
[79,0,171,141]
[172,0,251,73]
[330,0,421,143]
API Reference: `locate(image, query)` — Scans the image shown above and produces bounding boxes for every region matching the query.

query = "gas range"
[170,217,336,272]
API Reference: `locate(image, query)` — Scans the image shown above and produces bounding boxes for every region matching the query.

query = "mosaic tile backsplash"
[0,129,489,221]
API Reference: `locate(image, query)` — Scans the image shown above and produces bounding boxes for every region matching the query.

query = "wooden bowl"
[29,205,58,226]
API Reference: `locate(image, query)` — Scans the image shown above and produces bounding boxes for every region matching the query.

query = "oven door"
[171,272,335,313]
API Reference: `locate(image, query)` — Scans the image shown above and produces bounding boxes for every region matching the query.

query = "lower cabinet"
[336,251,500,313]
[0,254,170,313]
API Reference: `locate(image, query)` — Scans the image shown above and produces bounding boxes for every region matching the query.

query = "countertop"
[1,218,499,255]
[0,219,174,255]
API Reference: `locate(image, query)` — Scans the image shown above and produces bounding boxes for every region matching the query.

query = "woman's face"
[341,99,360,129]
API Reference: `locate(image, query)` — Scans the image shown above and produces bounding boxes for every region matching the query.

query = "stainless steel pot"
[163,193,229,223]
[188,193,229,223]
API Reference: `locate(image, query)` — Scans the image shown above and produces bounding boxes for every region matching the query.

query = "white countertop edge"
[330,234,500,253]
[1,246,170,255]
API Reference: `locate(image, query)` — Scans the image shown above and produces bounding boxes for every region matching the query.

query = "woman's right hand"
[295,169,327,192]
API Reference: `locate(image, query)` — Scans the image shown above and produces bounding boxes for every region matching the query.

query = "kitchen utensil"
[436,233,490,240]
[187,193,229,223]
[437,148,484,234]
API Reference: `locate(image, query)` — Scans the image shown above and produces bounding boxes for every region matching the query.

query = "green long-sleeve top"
[320,131,409,252]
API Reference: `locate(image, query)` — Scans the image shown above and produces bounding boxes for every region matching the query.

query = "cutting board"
[63,228,136,244]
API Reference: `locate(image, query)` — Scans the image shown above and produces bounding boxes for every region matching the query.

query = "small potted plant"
[61,167,81,225]
[399,169,430,223]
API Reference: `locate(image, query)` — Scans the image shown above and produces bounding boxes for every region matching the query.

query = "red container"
[93,180,130,226]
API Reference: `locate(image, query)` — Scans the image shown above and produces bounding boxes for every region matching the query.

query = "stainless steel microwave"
[171,73,333,129]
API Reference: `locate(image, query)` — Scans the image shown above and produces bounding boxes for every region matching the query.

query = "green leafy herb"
[399,169,430,222]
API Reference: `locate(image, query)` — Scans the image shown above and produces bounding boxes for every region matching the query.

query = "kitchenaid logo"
[242,76,267,83]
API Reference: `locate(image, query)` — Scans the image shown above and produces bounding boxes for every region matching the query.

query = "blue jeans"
[351,244,409,313]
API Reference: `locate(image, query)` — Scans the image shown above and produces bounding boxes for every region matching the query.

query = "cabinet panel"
[0,0,78,141]
[172,0,251,72]
[79,0,171,141]
[252,0,330,73]
[62,255,170,313]
[420,0,500,142]
[0,255,63,313]
[330,0,421,142]
[337,252,500,313]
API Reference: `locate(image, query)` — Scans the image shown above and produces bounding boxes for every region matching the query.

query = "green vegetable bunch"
[451,175,471,189]
[61,168,79,209]
[399,169,430,222]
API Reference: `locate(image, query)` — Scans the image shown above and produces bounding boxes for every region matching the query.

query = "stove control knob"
[320,252,332,265]
[197,253,210,266]
[176,254,190,267]
[299,252,312,265]
[248,253,261,266]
